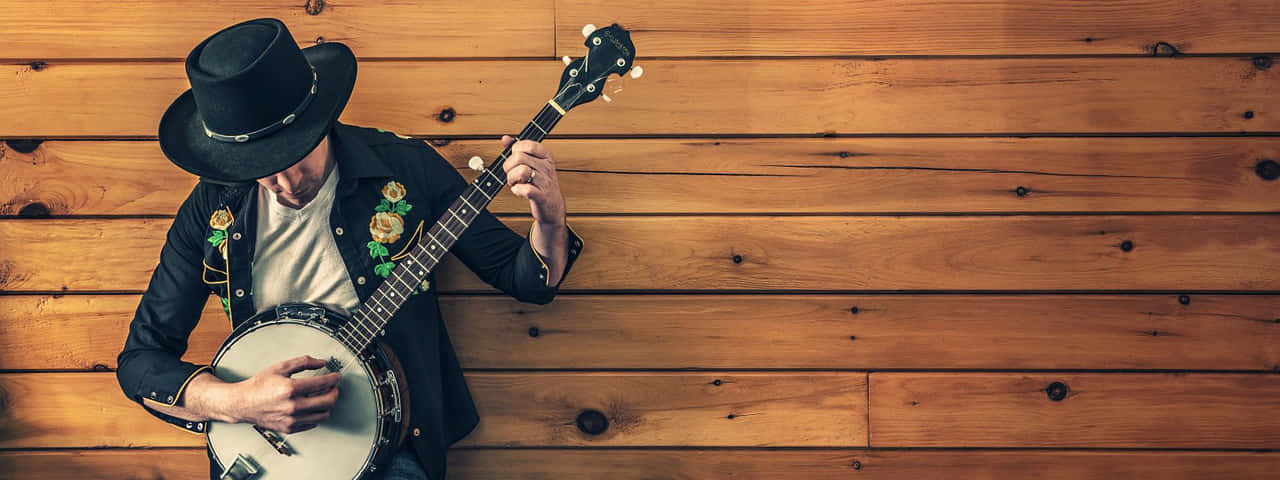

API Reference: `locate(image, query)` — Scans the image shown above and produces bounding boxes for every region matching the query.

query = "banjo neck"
[336,101,567,351]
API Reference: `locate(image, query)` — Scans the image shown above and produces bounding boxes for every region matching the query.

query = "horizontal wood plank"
[6,137,1280,216]
[2,58,1275,137]
[2,294,1276,371]
[0,216,1275,292]
[0,372,866,448]
[0,0,553,59]
[868,372,1280,448]
[4,449,1280,479]
[557,0,1280,56]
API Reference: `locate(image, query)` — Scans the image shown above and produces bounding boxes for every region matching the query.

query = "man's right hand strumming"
[145,355,341,434]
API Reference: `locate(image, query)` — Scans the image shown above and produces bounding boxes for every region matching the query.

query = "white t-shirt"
[250,166,361,316]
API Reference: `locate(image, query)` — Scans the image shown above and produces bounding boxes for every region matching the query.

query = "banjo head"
[207,306,392,479]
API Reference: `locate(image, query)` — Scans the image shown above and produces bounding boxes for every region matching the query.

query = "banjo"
[206,23,637,480]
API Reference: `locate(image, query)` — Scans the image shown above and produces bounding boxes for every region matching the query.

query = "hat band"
[201,66,318,143]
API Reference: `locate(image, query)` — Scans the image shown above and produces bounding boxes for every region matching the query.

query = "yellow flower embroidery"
[369,211,405,244]
[381,181,407,203]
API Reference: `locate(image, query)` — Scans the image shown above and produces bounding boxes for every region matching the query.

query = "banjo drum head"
[207,319,382,479]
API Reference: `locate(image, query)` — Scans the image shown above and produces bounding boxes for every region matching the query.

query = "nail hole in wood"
[1178,295,1190,305]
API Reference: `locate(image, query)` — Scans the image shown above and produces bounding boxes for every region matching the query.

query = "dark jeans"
[367,445,429,480]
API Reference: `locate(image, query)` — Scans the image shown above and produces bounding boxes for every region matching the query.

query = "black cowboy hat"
[158,17,356,184]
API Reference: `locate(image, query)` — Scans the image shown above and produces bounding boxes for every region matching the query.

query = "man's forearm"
[144,371,240,423]
[530,220,568,287]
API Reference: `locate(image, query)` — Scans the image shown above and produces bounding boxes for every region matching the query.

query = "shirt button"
[412,427,421,437]
[357,276,366,285]
[574,240,581,248]
[149,391,157,398]
[232,232,242,240]
[235,289,245,297]
[335,227,345,236]
[167,395,175,403]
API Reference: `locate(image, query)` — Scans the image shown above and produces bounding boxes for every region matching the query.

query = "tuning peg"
[582,24,597,38]
[601,94,612,103]
[629,65,644,79]
[468,156,485,171]
[562,55,572,65]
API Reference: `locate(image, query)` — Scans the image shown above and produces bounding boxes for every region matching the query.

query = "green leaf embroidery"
[394,201,412,215]
[375,198,392,213]
[373,261,396,278]
[207,230,226,246]
[366,241,389,259]
[220,296,231,319]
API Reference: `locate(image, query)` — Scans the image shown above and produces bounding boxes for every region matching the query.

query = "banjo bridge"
[252,425,294,456]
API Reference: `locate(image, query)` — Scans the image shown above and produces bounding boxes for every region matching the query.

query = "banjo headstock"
[552,23,639,111]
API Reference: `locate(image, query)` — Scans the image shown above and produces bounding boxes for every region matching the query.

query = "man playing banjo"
[116,18,585,480]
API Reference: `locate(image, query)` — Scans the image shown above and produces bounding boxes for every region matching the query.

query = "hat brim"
[158,42,356,184]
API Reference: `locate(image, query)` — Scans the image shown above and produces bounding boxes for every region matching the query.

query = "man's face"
[257,134,333,209]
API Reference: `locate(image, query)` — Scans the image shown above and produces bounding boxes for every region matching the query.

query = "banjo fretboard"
[336,102,566,351]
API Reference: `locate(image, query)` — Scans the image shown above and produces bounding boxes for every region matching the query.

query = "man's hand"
[226,355,341,434]
[500,135,570,286]
[500,135,567,226]
[151,354,341,434]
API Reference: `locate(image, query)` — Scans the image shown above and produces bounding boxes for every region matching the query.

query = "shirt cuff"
[137,364,213,434]
[527,222,584,290]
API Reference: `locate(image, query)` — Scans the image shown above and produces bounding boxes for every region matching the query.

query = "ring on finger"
[526,169,537,184]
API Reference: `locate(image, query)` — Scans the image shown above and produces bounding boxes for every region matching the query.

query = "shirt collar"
[330,121,393,196]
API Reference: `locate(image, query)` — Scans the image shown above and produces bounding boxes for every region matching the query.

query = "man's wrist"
[186,371,241,423]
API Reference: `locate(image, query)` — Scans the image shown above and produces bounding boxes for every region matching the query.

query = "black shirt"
[115,121,584,480]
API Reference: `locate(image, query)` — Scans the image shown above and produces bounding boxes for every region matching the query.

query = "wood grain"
[4,449,1280,479]
[2,58,1275,137]
[868,372,1280,448]
[0,0,553,59]
[2,294,1276,372]
[0,216,1275,292]
[0,372,866,448]
[6,137,1280,216]
[556,0,1280,56]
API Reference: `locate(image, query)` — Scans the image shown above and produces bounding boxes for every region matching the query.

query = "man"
[115,18,583,480]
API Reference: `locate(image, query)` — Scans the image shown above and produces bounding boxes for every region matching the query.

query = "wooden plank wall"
[1,0,1278,478]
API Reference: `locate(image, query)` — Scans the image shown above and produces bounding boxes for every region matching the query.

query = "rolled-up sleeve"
[115,187,214,434]
[426,146,583,305]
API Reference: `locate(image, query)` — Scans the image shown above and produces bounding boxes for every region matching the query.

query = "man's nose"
[276,173,296,192]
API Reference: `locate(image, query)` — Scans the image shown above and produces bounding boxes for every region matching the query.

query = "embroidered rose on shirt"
[369,212,404,244]
[367,181,415,278]
[207,207,233,259]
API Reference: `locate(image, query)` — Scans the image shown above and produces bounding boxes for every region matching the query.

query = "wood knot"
[305,0,325,15]
[1244,110,1255,120]
[731,254,743,264]
[5,139,43,154]
[438,107,456,123]
[427,138,451,147]
[315,36,325,44]
[1045,381,1069,401]
[575,409,609,435]
[1015,186,1029,197]
[1253,56,1273,70]
[1119,240,1134,252]
[527,326,540,338]
[1256,159,1279,181]
[851,460,862,470]
[849,306,859,314]
[29,61,47,71]
[1150,42,1180,57]
[712,379,722,386]
[18,202,51,218]
[93,364,110,372]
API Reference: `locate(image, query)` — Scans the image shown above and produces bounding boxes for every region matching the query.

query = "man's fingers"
[293,385,340,413]
[292,371,341,396]
[500,135,516,149]
[275,355,326,376]
[512,139,550,159]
